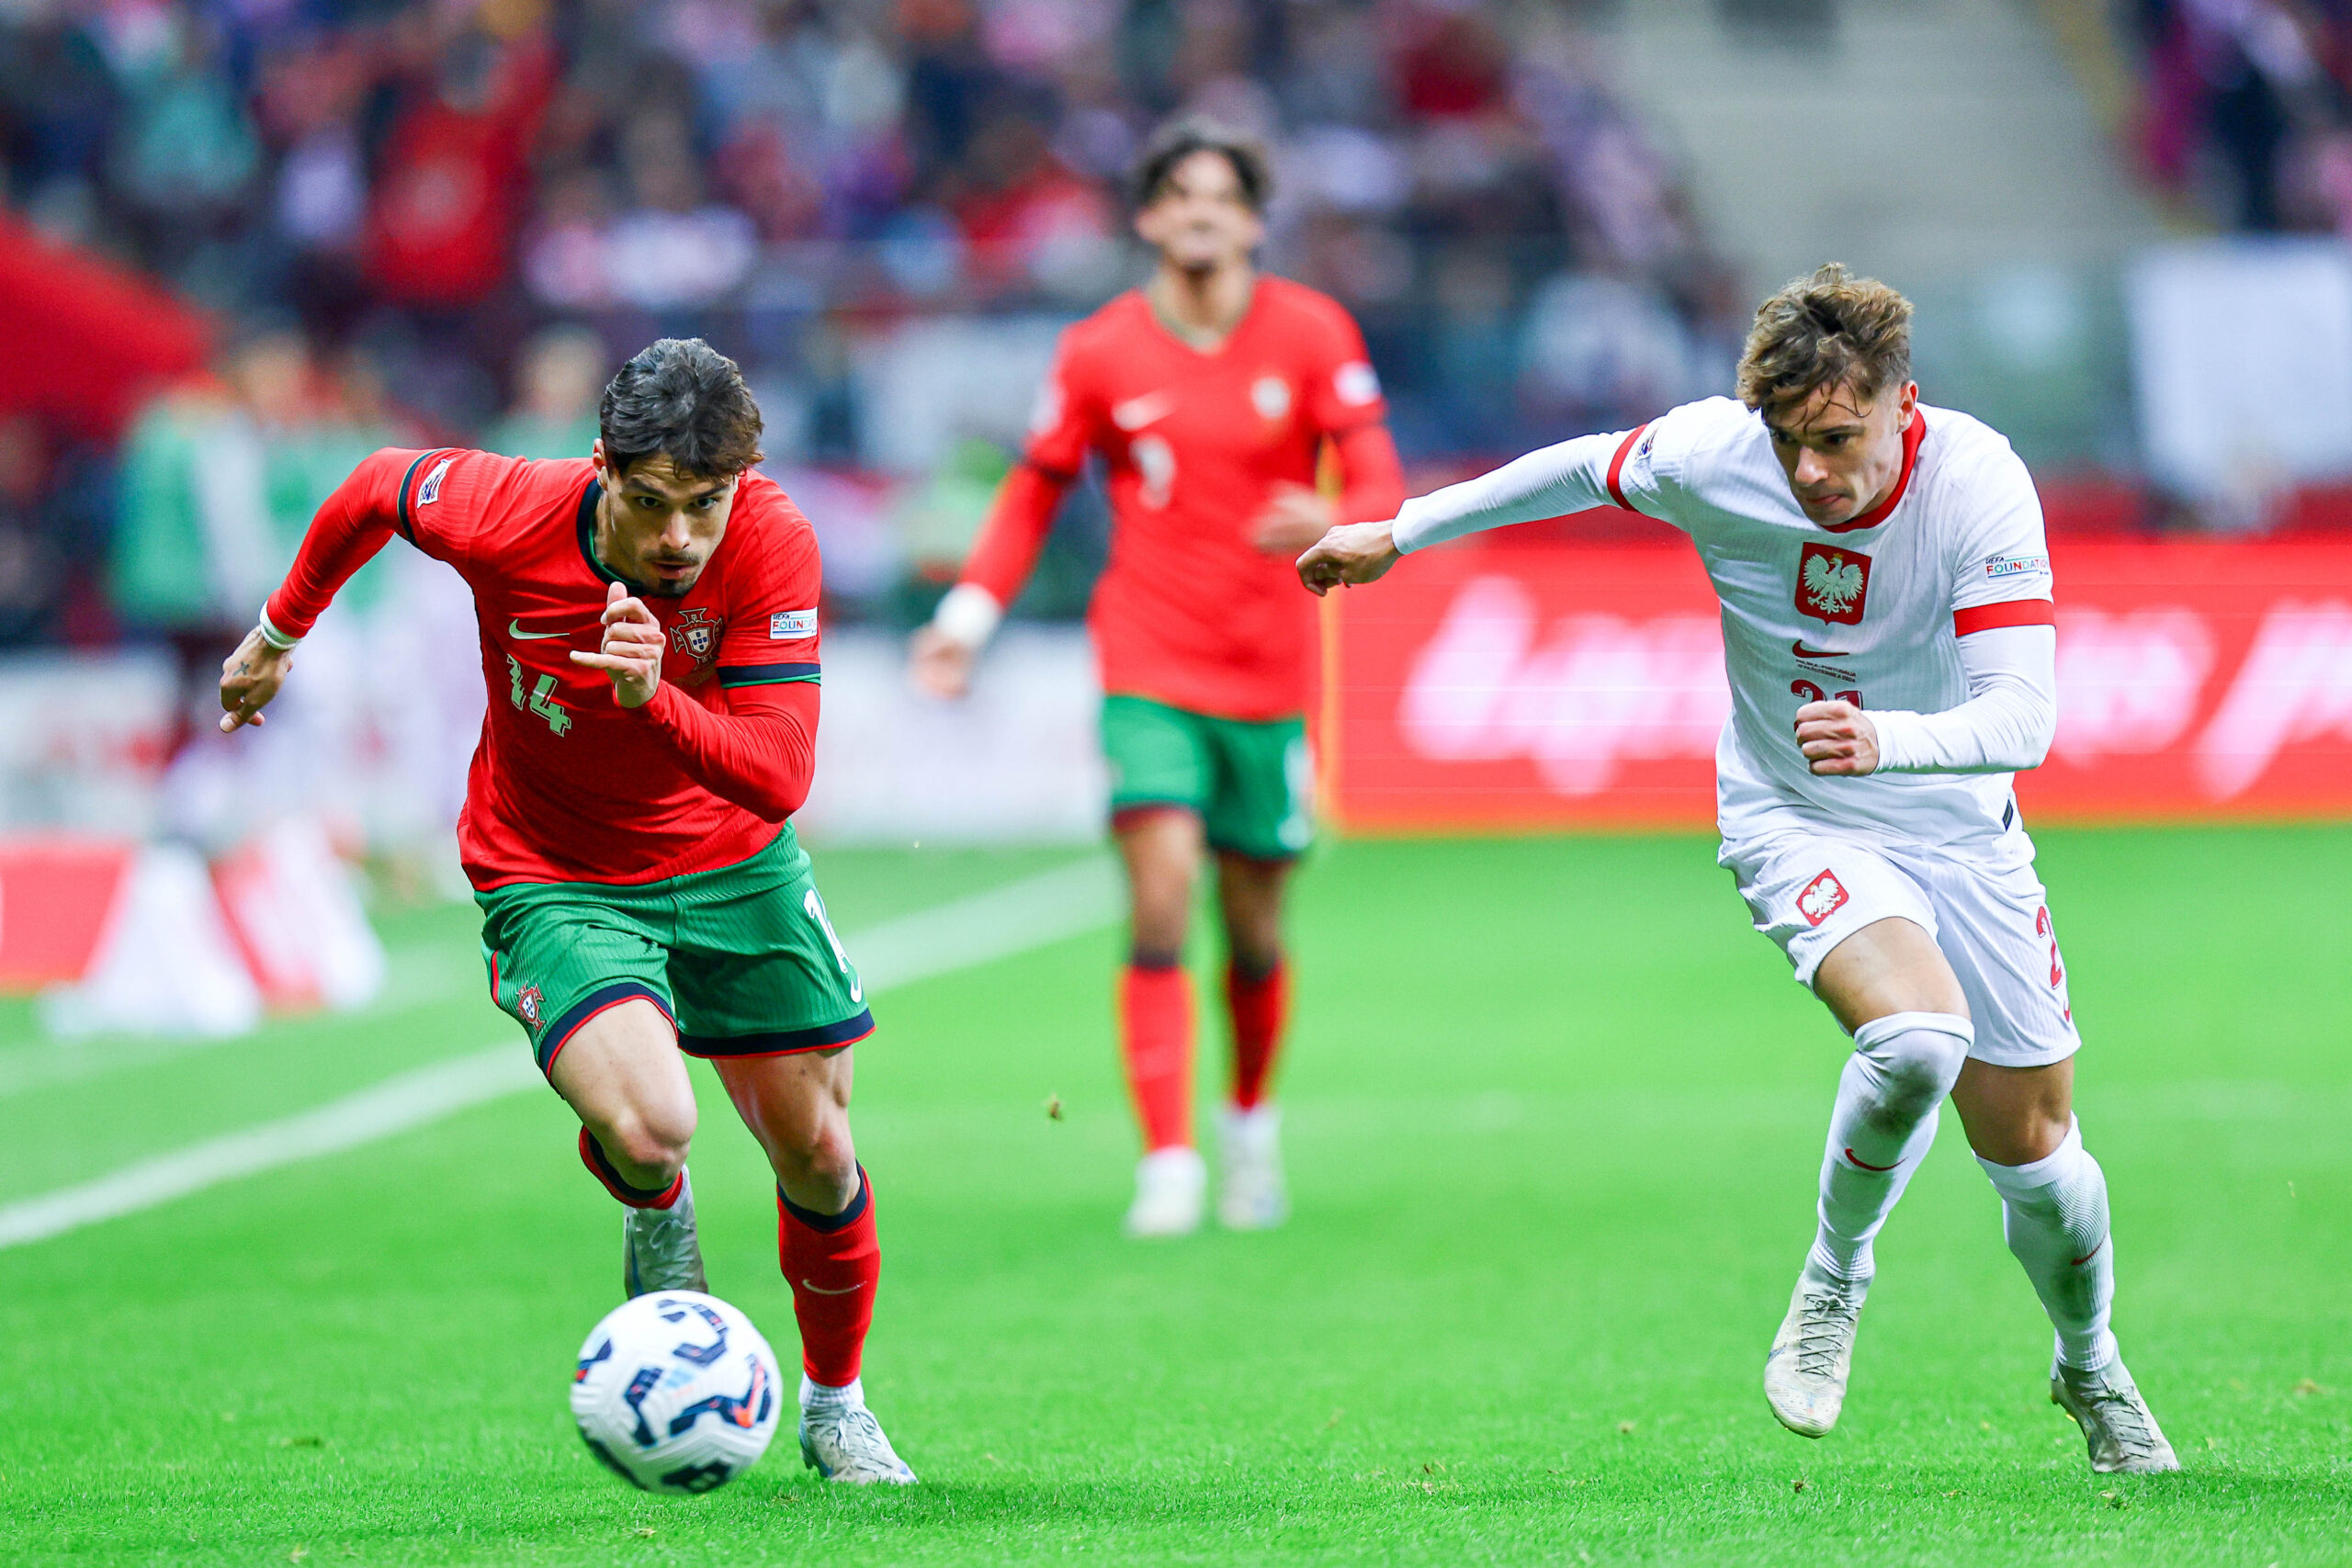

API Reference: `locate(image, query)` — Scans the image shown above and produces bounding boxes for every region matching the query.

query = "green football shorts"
[1100,694,1315,862]
[475,826,871,1074]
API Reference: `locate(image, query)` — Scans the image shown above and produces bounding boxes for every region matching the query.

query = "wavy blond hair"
[1736,264,1913,419]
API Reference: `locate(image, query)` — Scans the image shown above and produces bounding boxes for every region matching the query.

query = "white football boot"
[1763,1261,1869,1438]
[798,1377,918,1484]
[2051,1357,2180,1473]
[1216,1104,1289,1230]
[1123,1146,1206,1238]
[621,1171,707,1298]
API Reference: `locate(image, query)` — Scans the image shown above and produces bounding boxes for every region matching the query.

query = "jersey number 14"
[506,654,573,737]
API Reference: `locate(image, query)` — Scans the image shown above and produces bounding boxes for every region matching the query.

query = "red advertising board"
[1321,533,2352,832]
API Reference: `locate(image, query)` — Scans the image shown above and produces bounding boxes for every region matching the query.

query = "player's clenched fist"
[1295,519,1401,597]
[572,580,666,708]
[1795,699,1881,776]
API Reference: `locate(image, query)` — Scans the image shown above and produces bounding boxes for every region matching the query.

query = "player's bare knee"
[602,1103,695,1182]
[1851,1011,1973,1120]
[767,1119,856,1197]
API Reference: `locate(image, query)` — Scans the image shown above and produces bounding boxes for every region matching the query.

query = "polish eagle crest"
[1795,542,1871,626]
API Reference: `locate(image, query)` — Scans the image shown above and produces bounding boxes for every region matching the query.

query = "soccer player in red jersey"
[910,120,1407,1236]
[218,340,916,1484]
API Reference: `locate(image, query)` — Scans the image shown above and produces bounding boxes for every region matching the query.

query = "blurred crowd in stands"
[2124,0,2352,235]
[0,0,1741,653]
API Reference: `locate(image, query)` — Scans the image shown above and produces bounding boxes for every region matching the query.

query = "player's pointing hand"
[1295,519,1401,597]
[1795,699,1881,776]
[571,579,666,708]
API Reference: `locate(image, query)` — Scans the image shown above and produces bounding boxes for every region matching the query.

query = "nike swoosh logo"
[509,619,573,641]
[2070,1240,2106,1267]
[1843,1146,1901,1172]
[1792,639,1850,660]
[1111,392,1175,431]
[797,1279,865,1296]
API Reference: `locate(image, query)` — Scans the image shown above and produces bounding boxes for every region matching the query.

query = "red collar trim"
[1819,411,1925,534]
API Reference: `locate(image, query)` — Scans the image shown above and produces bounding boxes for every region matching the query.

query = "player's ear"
[590,437,608,479]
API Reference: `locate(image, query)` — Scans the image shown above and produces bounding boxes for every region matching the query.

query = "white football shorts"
[1719,827,2082,1067]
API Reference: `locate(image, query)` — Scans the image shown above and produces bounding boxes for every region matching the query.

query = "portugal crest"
[669,607,723,671]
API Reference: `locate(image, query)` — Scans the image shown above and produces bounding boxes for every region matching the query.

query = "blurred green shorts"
[1101,694,1315,862]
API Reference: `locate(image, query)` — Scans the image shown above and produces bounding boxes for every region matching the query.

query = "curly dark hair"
[1131,116,1273,214]
[598,337,765,479]
[1736,264,1914,419]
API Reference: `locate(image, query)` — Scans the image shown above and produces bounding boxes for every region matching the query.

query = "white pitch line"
[0,855,1119,1252]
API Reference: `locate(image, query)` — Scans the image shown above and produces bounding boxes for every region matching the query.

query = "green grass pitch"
[0,827,2346,1564]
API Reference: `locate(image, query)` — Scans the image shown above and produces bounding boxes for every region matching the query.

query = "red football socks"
[777,1167,879,1387]
[1120,962,1195,1150]
[578,1127,684,1210]
[1226,958,1288,1111]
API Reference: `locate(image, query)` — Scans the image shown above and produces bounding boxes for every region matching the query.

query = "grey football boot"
[2052,1357,2180,1473]
[1764,1261,1869,1438]
[621,1170,708,1297]
[799,1379,918,1484]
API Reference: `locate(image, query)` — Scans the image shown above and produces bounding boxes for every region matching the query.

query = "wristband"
[256,608,302,651]
[932,583,1003,649]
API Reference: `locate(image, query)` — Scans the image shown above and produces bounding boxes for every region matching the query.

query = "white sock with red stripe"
[1807,1011,1973,1282]
[1978,1118,2118,1372]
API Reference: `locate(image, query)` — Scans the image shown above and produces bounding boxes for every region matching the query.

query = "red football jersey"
[266,448,825,888]
[975,276,1394,720]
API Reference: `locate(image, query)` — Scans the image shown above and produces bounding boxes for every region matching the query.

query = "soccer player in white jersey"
[1296,265,2177,1474]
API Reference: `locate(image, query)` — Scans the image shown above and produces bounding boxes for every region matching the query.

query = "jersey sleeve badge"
[417,454,456,507]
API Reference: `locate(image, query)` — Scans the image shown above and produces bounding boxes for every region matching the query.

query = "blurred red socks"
[1120,962,1194,1150]
[1226,959,1287,1111]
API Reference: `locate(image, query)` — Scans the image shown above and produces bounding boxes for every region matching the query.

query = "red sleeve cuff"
[1953,598,2056,636]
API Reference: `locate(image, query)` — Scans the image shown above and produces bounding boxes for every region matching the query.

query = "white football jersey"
[1393,396,2058,853]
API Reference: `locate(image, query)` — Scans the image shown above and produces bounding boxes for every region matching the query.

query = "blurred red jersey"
[266,449,826,889]
[960,276,1402,720]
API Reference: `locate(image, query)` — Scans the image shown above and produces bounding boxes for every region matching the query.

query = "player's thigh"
[665,832,876,1064]
[1914,850,2082,1070]
[547,998,698,1158]
[476,883,677,1077]
[1721,829,1961,1029]
[1203,712,1315,863]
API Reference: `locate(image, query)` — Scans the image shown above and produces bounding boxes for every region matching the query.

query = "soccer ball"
[571,1291,784,1494]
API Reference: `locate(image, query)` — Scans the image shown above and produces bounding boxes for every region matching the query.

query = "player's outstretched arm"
[221,447,425,735]
[910,461,1073,699]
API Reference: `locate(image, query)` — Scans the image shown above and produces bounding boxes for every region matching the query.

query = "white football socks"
[1977,1117,2118,1372]
[801,1373,863,1410]
[1808,1011,1974,1283]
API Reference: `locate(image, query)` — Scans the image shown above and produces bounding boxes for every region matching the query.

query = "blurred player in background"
[1300,266,2178,1475]
[218,339,918,1484]
[910,119,1407,1238]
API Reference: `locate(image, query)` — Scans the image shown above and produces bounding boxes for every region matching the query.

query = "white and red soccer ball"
[571,1291,783,1494]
